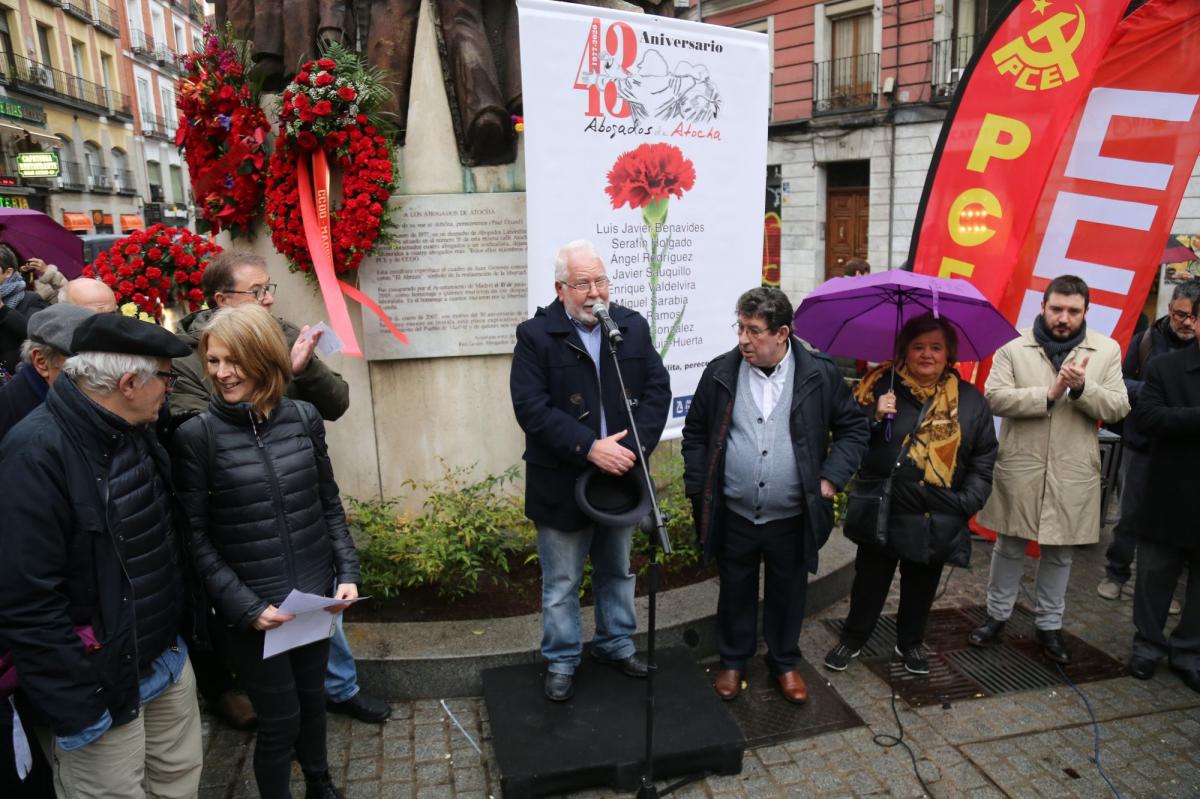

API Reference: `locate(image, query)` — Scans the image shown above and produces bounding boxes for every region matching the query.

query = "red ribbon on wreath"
[296,151,408,357]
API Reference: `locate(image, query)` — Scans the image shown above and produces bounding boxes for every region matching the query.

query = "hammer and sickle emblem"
[992,6,1086,86]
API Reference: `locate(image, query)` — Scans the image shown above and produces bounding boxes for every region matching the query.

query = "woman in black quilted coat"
[173,304,359,799]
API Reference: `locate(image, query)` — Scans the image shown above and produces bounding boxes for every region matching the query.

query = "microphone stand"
[599,318,672,799]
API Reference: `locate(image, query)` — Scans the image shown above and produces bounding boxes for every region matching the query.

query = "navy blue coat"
[681,341,870,573]
[0,363,47,442]
[510,299,671,530]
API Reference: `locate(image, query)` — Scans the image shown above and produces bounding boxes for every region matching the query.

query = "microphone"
[592,301,623,344]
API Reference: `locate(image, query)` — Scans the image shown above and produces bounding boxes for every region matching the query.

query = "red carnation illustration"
[603,142,696,358]
[604,142,696,212]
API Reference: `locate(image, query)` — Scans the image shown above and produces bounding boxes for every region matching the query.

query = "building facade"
[0,0,201,236]
[701,0,1200,312]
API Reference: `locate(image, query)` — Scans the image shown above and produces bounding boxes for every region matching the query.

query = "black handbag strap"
[887,396,935,477]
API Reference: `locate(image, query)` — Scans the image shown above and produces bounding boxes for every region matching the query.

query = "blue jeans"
[537,523,637,675]
[324,614,359,703]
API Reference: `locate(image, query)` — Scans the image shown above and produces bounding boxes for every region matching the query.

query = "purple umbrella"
[0,208,85,279]
[792,269,1018,363]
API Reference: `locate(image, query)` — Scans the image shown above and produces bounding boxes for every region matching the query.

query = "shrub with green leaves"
[348,464,535,601]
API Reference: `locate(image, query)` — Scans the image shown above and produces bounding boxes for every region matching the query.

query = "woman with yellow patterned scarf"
[824,313,998,676]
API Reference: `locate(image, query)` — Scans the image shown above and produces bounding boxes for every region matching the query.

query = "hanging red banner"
[1000,0,1200,347]
[909,0,1127,303]
[296,151,409,358]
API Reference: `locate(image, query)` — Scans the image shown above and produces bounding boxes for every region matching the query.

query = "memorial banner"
[518,0,770,438]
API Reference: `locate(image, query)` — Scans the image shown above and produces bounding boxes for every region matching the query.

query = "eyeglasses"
[156,370,180,389]
[561,277,609,293]
[731,321,772,337]
[223,283,278,302]
[1169,309,1197,323]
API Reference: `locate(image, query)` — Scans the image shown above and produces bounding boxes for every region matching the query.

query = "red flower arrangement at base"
[176,24,270,238]
[83,225,224,321]
[265,43,396,276]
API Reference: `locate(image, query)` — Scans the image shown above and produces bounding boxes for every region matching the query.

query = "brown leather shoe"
[217,689,257,730]
[713,669,742,701]
[776,670,808,704]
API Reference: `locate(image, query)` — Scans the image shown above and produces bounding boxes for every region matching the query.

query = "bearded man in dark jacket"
[682,288,869,703]
[0,314,202,797]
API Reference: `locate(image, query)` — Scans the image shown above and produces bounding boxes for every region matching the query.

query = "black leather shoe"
[968,617,1006,646]
[592,651,650,678]
[544,672,574,702]
[1128,655,1156,681]
[326,690,392,724]
[1036,629,1071,664]
[1171,664,1200,694]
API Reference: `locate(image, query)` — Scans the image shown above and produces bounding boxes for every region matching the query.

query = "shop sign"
[0,196,30,209]
[16,152,60,178]
[0,100,48,125]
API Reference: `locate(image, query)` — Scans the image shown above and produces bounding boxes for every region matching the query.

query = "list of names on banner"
[358,193,527,360]
[602,220,706,357]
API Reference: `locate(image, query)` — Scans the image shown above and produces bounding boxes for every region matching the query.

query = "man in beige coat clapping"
[968,275,1130,663]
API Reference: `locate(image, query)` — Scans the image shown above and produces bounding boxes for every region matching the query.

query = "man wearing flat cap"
[510,239,671,702]
[0,315,204,797]
[0,303,93,440]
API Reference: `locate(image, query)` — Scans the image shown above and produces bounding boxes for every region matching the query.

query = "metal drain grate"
[703,657,865,749]
[823,604,1125,708]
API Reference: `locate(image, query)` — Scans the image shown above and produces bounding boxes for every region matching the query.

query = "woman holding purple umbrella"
[823,313,998,675]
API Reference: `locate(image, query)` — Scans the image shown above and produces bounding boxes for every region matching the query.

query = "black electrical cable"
[871,653,937,797]
[1015,582,1123,798]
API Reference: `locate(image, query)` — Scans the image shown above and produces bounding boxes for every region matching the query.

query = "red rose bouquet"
[83,225,223,321]
[605,142,697,357]
[176,24,270,238]
[265,42,397,276]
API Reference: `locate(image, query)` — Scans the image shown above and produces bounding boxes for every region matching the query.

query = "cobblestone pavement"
[199,533,1200,798]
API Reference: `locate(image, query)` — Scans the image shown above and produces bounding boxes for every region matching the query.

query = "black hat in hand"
[575,462,652,527]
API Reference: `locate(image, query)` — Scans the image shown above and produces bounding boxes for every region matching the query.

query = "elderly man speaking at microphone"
[510,239,671,703]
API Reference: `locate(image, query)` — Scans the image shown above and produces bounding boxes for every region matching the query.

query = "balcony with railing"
[148,183,164,202]
[60,0,93,23]
[115,168,137,195]
[189,0,204,22]
[94,1,120,36]
[141,111,174,140]
[932,36,976,101]
[88,166,114,192]
[9,55,128,117]
[129,29,157,60]
[813,52,880,115]
[155,47,179,72]
[59,160,86,191]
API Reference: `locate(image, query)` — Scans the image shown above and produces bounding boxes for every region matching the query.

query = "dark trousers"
[188,611,240,705]
[841,543,945,652]
[716,511,807,675]
[1132,540,1200,669]
[227,630,331,799]
[1106,448,1149,583]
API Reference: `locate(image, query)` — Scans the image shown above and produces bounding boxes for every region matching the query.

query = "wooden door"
[825,187,869,279]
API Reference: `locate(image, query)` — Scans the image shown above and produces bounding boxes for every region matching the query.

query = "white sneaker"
[1097,579,1123,601]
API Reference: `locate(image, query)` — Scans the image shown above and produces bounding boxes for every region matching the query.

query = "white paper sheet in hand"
[263,589,361,659]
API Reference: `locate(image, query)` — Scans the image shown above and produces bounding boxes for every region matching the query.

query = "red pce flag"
[998,0,1200,345]
[909,0,1126,304]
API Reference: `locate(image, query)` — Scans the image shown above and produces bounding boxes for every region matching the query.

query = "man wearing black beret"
[0,314,204,797]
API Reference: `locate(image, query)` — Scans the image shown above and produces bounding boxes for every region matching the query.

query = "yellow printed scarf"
[854,362,962,487]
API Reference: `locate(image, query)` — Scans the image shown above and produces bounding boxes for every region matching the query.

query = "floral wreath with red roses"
[82,225,224,321]
[264,43,397,276]
[176,24,270,238]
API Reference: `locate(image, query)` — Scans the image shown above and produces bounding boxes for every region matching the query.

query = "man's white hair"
[63,351,158,393]
[554,240,601,283]
[19,339,67,367]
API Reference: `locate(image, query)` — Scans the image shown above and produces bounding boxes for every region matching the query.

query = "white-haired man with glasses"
[510,239,671,702]
[0,314,203,798]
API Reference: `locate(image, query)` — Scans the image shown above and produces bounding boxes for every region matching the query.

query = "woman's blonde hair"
[198,304,291,418]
